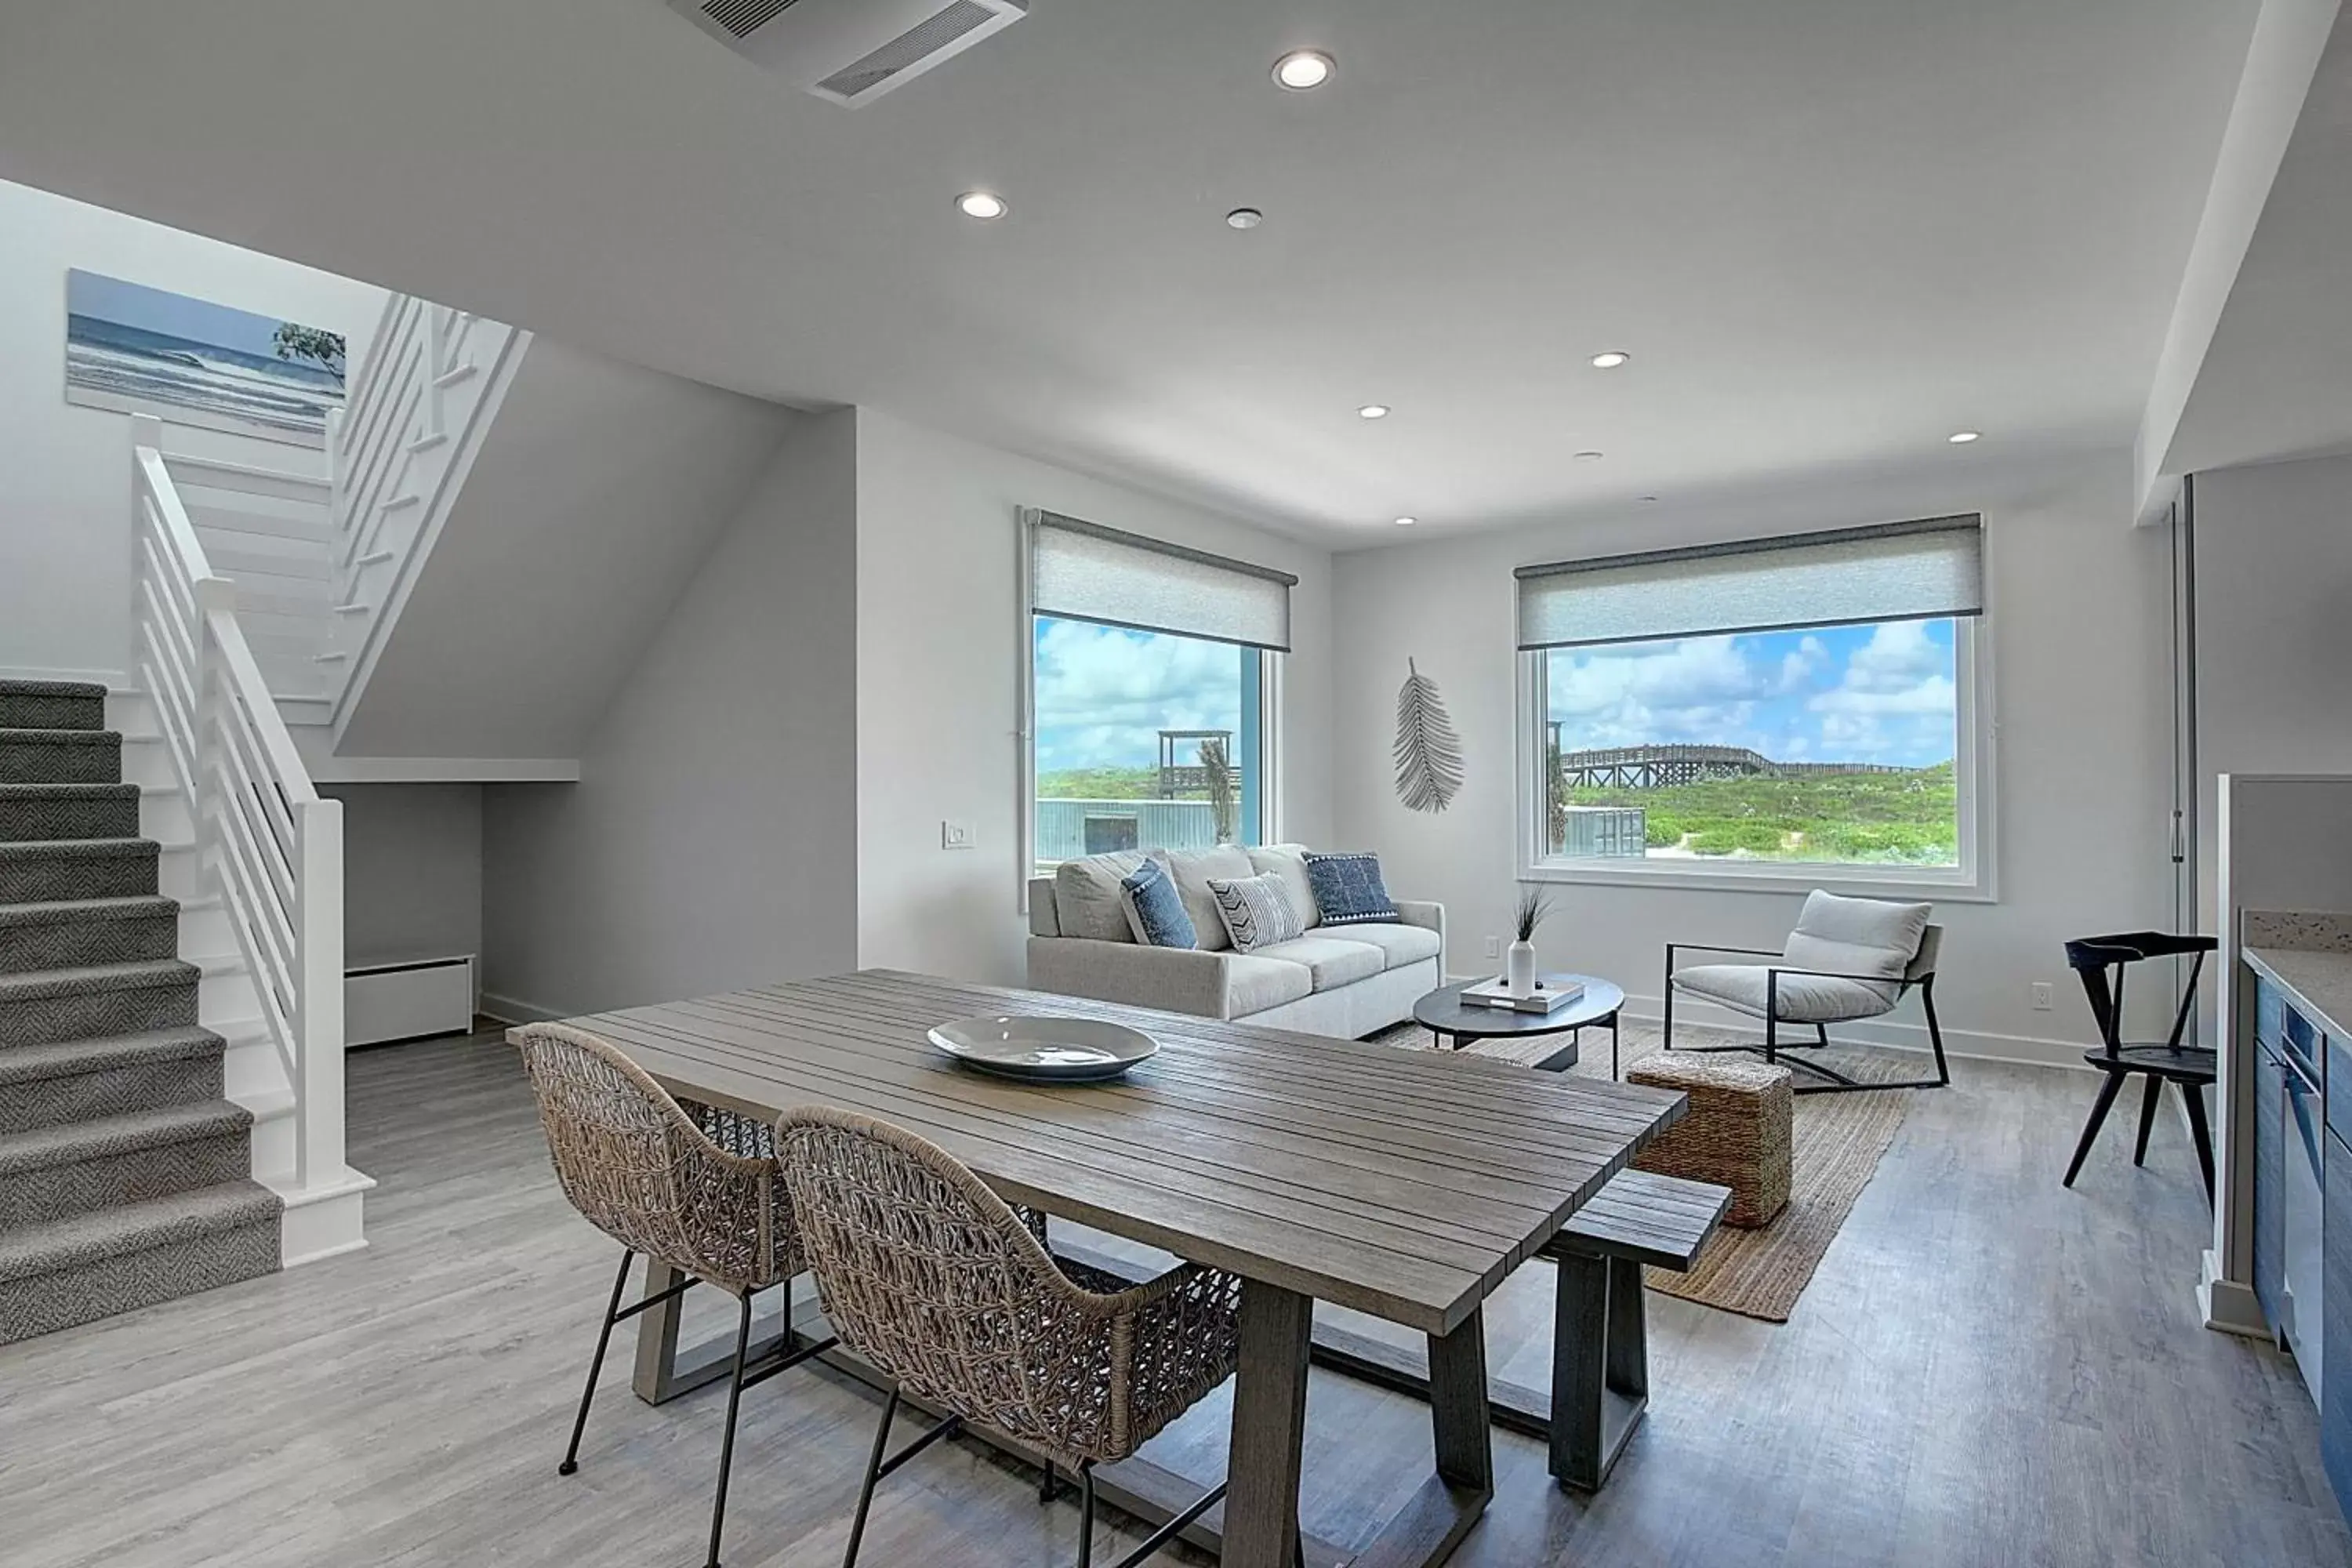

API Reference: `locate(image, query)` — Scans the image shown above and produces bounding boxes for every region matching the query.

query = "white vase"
[1505,939,1537,999]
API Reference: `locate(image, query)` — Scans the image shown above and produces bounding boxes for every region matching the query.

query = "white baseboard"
[270,1163,377,1269]
[478,990,568,1026]
[2199,1250,2271,1339]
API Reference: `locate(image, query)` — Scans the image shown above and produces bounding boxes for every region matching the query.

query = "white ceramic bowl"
[926,1014,1157,1082]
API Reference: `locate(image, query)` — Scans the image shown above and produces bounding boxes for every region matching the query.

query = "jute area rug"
[1367,1014,1911,1323]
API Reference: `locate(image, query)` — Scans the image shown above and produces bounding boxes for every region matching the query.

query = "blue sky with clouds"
[1034,617,1249,773]
[1033,615,1957,775]
[1546,619,1958,767]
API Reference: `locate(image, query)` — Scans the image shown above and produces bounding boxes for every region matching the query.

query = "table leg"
[1612,1011,1621,1080]
[630,1258,686,1403]
[1224,1279,1314,1568]
[1351,1307,1495,1568]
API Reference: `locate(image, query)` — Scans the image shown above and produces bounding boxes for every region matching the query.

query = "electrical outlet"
[1483,935,1501,960]
[2031,981,2054,1011]
[941,819,975,851]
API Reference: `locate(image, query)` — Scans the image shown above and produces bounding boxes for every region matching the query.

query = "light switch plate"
[942,819,975,851]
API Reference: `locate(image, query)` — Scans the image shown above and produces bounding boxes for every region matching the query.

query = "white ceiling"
[0,0,2263,543]
[2167,8,2352,477]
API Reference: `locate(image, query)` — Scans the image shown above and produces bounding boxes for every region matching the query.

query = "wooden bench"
[1304,1167,1730,1493]
[1541,1167,1731,1490]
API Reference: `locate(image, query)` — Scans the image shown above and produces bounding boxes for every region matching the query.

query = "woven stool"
[1626,1055,1792,1228]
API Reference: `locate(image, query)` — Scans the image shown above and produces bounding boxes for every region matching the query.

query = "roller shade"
[1516,514,1983,651]
[1029,510,1297,651]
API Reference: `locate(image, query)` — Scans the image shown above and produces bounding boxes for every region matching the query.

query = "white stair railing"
[129,414,346,1192]
[318,295,527,728]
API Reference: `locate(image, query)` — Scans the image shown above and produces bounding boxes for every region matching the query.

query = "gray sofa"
[1025,844,1445,1037]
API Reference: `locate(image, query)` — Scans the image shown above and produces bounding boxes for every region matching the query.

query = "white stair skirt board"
[347,954,475,1047]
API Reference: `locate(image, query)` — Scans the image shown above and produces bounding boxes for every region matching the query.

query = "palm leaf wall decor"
[1394,658,1465,813]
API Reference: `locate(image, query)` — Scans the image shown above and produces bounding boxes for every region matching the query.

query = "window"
[1022,513,1290,877]
[1517,516,1991,895]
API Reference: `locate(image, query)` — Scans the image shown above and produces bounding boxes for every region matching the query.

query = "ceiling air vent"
[666,0,1028,107]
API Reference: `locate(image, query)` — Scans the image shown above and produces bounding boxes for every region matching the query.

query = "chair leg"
[2063,1069,2129,1189]
[704,1290,757,1568]
[2132,1076,2165,1167]
[559,1247,637,1476]
[1040,1457,1058,1504]
[1077,1461,1096,1568]
[842,1388,901,1568]
[1920,977,1952,1087]
[2182,1079,2218,1207]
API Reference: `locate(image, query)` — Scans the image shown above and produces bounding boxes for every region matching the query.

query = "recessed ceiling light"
[1226,208,1264,230]
[1590,351,1631,369]
[1357,404,1391,419]
[1573,450,1604,461]
[1947,430,1981,445]
[1272,49,1335,89]
[955,191,1008,220]
[1394,516,1417,527]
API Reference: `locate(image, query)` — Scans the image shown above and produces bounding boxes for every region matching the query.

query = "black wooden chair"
[2060,932,2218,1203]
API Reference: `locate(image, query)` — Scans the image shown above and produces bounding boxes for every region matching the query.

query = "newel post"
[294,795,347,1188]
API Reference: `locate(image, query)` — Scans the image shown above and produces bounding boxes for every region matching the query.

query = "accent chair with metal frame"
[2059,931,2218,1203]
[514,1022,836,1568]
[776,1105,1247,1568]
[1664,889,1950,1095]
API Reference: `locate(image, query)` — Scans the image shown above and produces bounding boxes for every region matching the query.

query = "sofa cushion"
[1051,850,1166,944]
[1207,871,1306,953]
[1247,935,1385,992]
[1671,963,1893,1025]
[1780,890,1931,1008]
[1324,920,1441,974]
[1120,858,1198,949]
[1244,844,1322,931]
[1164,846,1256,953]
[1303,851,1400,927]
[1222,953,1315,1017]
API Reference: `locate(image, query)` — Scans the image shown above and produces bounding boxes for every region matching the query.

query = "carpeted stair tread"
[0,783,143,844]
[0,728,124,785]
[0,1178,280,1284]
[0,895,178,930]
[0,681,108,733]
[0,837,156,863]
[0,957,198,1003]
[0,1025,223,1086]
[0,1099,252,1178]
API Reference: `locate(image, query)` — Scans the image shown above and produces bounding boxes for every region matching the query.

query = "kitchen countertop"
[2245,945,2352,1040]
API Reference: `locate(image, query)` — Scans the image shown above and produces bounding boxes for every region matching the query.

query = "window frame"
[1514,615,1997,902]
[1016,544,1284,908]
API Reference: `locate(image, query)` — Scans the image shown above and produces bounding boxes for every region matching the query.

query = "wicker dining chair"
[514,1023,834,1568]
[775,1105,1247,1568]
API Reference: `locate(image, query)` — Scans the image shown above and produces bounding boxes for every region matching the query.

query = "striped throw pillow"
[1206,872,1305,953]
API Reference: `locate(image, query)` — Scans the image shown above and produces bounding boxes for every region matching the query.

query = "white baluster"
[294,797,346,1187]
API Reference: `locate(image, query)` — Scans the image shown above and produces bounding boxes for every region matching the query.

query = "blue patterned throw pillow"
[1206,872,1305,953]
[1120,858,1197,949]
[1303,851,1399,927]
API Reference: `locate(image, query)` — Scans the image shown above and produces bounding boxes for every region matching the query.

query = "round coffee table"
[1414,974,1628,1077]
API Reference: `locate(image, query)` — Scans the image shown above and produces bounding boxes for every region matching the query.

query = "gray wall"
[480,409,862,1017]
[323,784,484,961]
[2193,451,2352,929]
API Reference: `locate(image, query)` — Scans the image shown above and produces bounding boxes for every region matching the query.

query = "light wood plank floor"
[1,1025,2343,1568]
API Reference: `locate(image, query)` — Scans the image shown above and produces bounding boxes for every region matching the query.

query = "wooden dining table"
[547,968,1684,1568]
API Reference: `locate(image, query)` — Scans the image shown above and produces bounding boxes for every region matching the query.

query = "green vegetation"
[1560,761,1958,865]
[1036,765,1160,800]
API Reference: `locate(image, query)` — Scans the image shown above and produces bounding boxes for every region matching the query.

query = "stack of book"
[1460,975,1584,1014]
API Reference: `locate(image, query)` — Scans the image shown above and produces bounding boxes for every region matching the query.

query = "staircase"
[0,679,279,1344]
